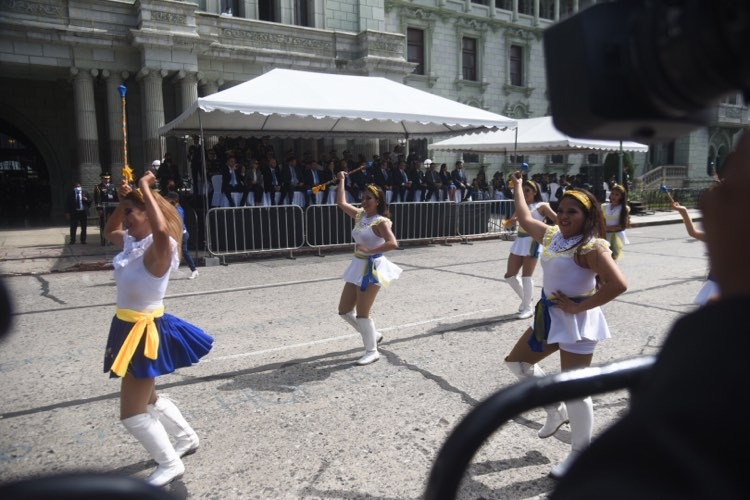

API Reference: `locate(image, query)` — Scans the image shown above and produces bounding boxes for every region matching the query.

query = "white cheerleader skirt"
[342,253,403,289]
[510,235,540,258]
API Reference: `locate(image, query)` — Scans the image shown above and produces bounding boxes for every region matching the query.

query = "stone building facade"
[0,0,746,223]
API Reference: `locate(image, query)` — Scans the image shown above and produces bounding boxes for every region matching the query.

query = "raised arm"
[140,171,173,278]
[336,170,358,219]
[511,171,549,243]
[104,182,130,248]
[672,202,705,241]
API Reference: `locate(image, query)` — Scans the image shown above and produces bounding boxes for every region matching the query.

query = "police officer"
[94,171,118,246]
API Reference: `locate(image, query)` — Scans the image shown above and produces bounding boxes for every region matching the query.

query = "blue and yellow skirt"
[103,314,213,378]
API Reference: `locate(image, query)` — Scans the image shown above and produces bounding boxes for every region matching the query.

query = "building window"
[462,37,478,81]
[294,0,313,27]
[464,153,480,164]
[540,0,555,20]
[560,0,575,18]
[259,0,277,22]
[721,92,739,105]
[496,0,512,10]
[221,0,239,16]
[509,45,524,86]
[549,154,564,164]
[586,153,601,165]
[509,154,525,165]
[407,28,425,76]
[519,0,533,15]
[471,0,489,4]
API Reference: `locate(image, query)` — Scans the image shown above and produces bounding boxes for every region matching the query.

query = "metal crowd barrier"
[204,199,517,258]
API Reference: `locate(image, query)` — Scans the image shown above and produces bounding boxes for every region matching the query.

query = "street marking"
[202,308,496,363]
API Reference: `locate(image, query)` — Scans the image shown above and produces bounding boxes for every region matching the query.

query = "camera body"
[544,0,750,143]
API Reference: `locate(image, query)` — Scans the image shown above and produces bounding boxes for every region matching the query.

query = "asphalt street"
[0,223,708,499]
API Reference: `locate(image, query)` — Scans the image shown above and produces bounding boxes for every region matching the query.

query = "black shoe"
[80,241,86,244]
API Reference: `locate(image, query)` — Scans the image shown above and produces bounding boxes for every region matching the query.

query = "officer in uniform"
[93,171,118,246]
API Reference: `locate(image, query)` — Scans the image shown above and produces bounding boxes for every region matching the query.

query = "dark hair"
[610,184,630,228]
[522,180,543,203]
[363,184,390,219]
[560,188,606,255]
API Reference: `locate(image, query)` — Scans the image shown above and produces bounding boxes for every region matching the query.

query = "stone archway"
[0,108,61,226]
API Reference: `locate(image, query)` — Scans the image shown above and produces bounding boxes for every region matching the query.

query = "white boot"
[549,397,593,479]
[148,395,199,457]
[505,275,524,309]
[517,277,535,319]
[355,317,380,365]
[122,413,185,487]
[505,361,569,438]
[341,311,383,343]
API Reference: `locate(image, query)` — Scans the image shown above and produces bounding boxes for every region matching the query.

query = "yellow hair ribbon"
[564,190,592,210]
[366,184,381,199]
[111,306,165,376]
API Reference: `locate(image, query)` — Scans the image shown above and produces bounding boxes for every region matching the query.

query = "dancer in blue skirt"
[103,170,213,487]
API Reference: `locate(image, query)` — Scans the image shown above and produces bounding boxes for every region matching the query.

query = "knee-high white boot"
[505,361,569,438]
[148,396,199,458]
[355,317,380,365]
[505,275,524,305]
[518,277,535,319]
[340,311,383,343]
[550,396,593,479]
[122,413,185,487]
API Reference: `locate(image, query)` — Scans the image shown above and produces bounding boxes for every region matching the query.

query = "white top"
[352,210,389,252]
[604,203,624,227]
[113,233,179,311]
[517,201,548,236]
[539,226,612,344]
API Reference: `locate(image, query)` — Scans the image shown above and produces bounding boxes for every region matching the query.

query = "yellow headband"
[563,190,592,210]
[366,184,382,200]
[611,184,626,194]
[524,180,539,193]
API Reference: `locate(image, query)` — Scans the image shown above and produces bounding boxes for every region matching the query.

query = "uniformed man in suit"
[65,181,92,244]
[94,171,118,246]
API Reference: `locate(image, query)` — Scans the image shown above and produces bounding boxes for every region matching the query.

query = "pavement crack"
[35,275,66,305]
[382,349,479,407]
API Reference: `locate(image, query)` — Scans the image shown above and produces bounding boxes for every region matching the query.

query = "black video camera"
[544,0,750,143]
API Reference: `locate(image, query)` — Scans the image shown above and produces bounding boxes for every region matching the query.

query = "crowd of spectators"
[164,135,614,211]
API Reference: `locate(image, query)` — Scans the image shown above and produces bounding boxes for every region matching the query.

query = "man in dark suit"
[261,157,282,205]
[93,171,118,246]
[371,159,392,193]
[302,160,323,205]
[409,160,429,202]
[424,159,442,202]
[65,181,92,244]
[392,160,411,202]
[241,159,264,206]
[451,160,470,201]
[221,153,245,207]
[280,155,305,206]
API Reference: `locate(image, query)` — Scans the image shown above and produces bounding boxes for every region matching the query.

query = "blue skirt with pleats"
[103,314,213,378]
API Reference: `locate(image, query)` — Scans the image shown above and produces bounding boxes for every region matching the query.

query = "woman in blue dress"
[103,171,213,486]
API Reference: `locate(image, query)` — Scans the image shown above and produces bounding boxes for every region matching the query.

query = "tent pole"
[198,110,209,256]
[618,140,624,186]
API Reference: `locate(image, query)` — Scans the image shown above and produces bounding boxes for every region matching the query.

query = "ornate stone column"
[138,67,168,168]
[198,77,223,149]
[71,67,101,189]
[173,70,200,177]
[102,70,130,175]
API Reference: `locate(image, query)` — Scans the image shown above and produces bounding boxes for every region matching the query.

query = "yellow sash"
[111,306,165,377]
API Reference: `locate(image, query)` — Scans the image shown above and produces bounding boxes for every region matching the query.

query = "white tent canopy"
[428,116,649,154]
[159,69,517,139]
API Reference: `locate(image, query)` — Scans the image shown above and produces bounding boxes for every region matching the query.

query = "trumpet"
[310,164,368,194]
